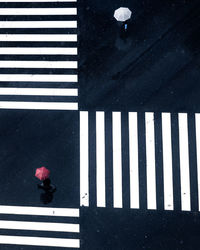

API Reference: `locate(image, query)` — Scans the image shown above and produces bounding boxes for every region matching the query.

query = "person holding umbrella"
[114,7,132,37]
[35,166,56,192]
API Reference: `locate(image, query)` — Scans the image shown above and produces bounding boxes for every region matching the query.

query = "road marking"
[0,88,78,96]
[0,235,80,248]
[0,101,78,110]
[0,0,77,1]
[195,114,200,211]
[178,113,191,211]
[0,61,77,69]
[162,113,174,210]
[80,111,89,207]
[96,111,106,207]
[0,34,77,42]
[112,112,123,208]
[0,206,79,217]
[0,74,77,82]
[0,21,77,28]
[145,112,157,210]
[0,47,77,55]
[0,8,77,15]
[128,112,139,209]
[0,220,80,233]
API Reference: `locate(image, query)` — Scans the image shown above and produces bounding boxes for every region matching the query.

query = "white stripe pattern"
[80,111,200,212]
[96,111,106,207]
[129,112,139,209]
[195,114,200,211]
[0,0,78,110]
[178,113,191,211]
[0,21,77,28]
[112,112,123,208]
[0,48,77,55]
[0,0,77,2]
[162,113,174,210]
[145,112,157,210]
[0,34,77,42]
[0,61,78,69]
[0,8,77,15]
[80,111,89,206]
[0,205,80,248]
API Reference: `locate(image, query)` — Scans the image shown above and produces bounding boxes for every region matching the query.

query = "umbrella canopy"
[35,166,50,181]
[114,7,132,22]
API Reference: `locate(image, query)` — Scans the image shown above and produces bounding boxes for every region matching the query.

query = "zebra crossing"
[80,111,200,212]
[0,205,80,248]
[0,0,78,110]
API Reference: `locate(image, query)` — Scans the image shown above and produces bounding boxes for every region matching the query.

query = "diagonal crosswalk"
[80,111,200,212]
[0,205,80,248]
[0,0,78,110]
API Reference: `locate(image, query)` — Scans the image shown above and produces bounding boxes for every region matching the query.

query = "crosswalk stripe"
[0,101,78,110]
[80,111,200,211]
[112,112,123,208]
[162,113,174,210]
[80,111,89,207]
[0,220,80,233]
[0,47,77,55]
[128,112,139,209]
[195,114,200,211]
[0,8,77,15]
[0,34,77,42]
[0,74,77,82]
[0,88,78,96]
[0,205,79,217]
[0,61,78,69]
[178,113,191,211]
[145,112,157,210]
[0,235,80,248]
[0,21,77,28]
[0,0,76,2]
[96,111,106,207]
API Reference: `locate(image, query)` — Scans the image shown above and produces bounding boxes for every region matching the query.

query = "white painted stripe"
[0,220,80,233]
[0,74,77,82]
[128,112,139,209]
[112,112,123,208]
[0,236,80,248]
[195,114,200,211]
[0,61,77,69]
[0,34,77,42]
[0,206,79,217]
[0,47,77,55]
[178,113,191,211]
[145,112,157,210]
[0,0,76,2]
[96,111,106,207]
[0,101,78,110]
[0,21,77,28]
[80,111,89,207]
[0,8,77,15]
[0,88,78,96]
[162,113,174,210]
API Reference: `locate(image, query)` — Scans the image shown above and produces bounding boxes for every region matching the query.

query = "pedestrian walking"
[114,7,132,36]
[35,166,56,192]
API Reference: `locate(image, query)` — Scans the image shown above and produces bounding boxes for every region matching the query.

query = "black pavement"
[0,0,199,249]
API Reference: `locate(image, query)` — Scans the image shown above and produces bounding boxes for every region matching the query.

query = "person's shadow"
[38,178,56,204]
[40,190,56,204]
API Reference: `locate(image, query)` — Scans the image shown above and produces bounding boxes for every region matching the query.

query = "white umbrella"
[114,7,132,22]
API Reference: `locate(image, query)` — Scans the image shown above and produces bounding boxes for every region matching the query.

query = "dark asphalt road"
[0,0,200,249]
[79,0,200,112]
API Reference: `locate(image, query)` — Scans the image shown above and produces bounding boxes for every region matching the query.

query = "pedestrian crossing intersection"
[0,0,78,110]
[80,111,200,212]
[0,205,80,249]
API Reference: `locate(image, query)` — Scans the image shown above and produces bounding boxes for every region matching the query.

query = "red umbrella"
[35,166,50,181]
